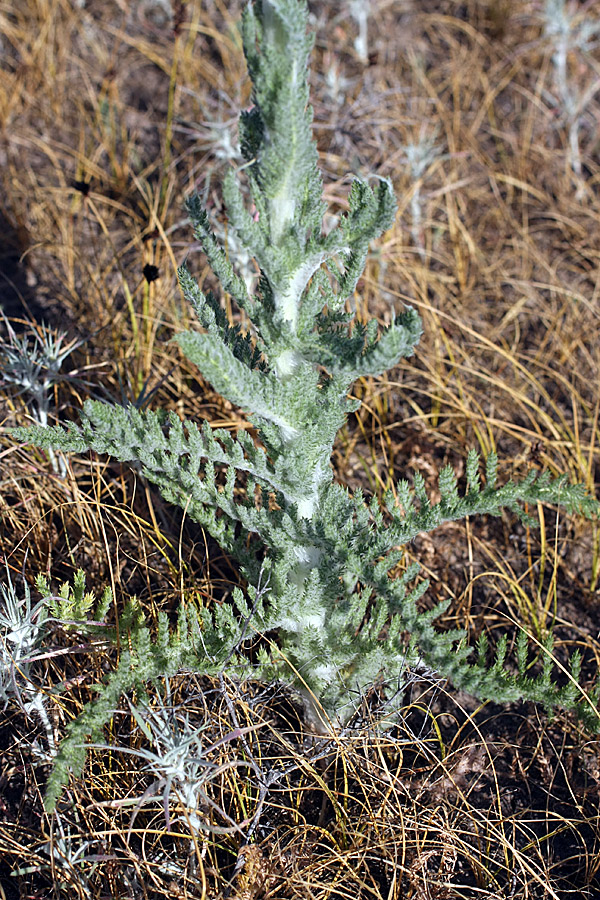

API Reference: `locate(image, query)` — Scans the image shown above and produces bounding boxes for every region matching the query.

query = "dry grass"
[1,0,600,896]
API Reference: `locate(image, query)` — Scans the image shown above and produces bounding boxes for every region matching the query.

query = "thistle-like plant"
[35,569,257,811]
[87,684,257,838]
[347,0,373,63]
[542,0,600,182]
[401,126,446,262]
[13,0,600,808]
[0,561,56,758]
[0,562,47,710]
[0,314,87,475]
[11,809,101,897]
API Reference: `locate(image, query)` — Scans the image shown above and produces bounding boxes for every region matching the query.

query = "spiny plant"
[401,126,446,261]
[347,0,373,63]
[13,0,599,810]
[87,682,258,839]
[0,314,86,475]
[33,569,270,811]
[542,0,600,182]
[0,561,56,758]
[0,561,47,710]
[11,808,101,897]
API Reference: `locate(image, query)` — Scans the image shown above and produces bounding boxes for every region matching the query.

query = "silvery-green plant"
[543,0,600,182]
[0,563,46,708]
[176,109,243,180]
[12,809,101,897]
[402,127,446,262]
[321,53,356,106]
[174,112,258,290]
[210,209,260,294]
[87,684,256,838]
[196,113,243,165]
[0,315,85,475]
[0,562,55,756]
[32,569,260,811]
[347,0,373,63]
[13,0,600,809]
[1,566,117,763]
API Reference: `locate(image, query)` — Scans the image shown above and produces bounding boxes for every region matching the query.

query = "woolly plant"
[13,0,599,810]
